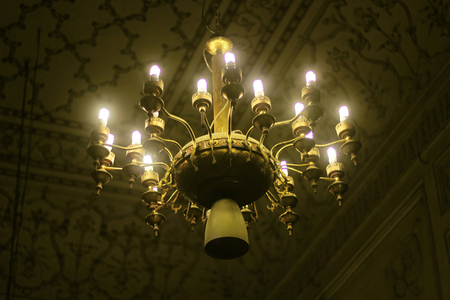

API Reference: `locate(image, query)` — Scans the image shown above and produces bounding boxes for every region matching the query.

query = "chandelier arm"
[155,136,182,152]
[209,101,229,130]
[252,202,259,222]
[138,162,170,171]
[315,138,347,148]
[102,143,143,150]
[270,137,300,155]
[266,190,281,205]
[201,111,217,163]
[286,163,310,168]
[258,132,269,162]
[227,104,233,153]
[203,47,213,73]
[161,108,197,142]
[275,143,294,160]
[162,148,173,162]
[319,176,337,182]
[272,112,303,129]
[286,166,303,175]
[103,166,122,171]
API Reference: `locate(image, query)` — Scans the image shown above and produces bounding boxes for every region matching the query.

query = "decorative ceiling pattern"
[1,0,450,299]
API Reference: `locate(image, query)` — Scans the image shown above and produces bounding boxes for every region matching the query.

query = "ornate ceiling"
[1,0,449,299]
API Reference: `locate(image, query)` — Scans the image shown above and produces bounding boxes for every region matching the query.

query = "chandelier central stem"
[212,51,227,133]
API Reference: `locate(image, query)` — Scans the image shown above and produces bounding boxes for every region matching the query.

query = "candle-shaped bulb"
[339,106,349,122]
[153,111,159,118]
[144,154,153,171]
[105,133,114,151]
[152,186,158,191]
[98,108,109,126]
[149,65,161,78]
[253,79,264,97]
[197,79,207,93]
[132,130,141,145]
[224,52,236,64]
[327,147,338,164]
[295,102,304,116]
[305,71,316,86]
[305,131,313,139]
[280,160,288,176]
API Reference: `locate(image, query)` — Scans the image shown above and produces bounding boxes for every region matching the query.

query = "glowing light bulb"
[98,108,109,126]
[339,106,349,122]
[280,160,288,176]
[132,130,141,145]
[144,154,153,171]
[305,71,316,86]
[153,111,159,118]
[149,65,161,78]
[305,131,313,139]
[327,147,338,164]
[253,79,264,97]
[197,79,207,93]
[105,133,114,151]
[152,186,158,191]
[224,52,236,64]
[295,102,304,116]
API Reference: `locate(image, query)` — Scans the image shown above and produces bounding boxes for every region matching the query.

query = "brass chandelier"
[86,34,362,259]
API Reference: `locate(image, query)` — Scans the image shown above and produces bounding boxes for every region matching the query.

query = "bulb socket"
[301,85,321,105]
[336,121,356,139]
[144,78,164,97]
[192,91,212,111]
[326,162,345,179]
[141,171,159,188]
[100,151,115,167]
[145,117,165,136]
[292,117,311,137]
[251,96,271,114]
[90,125,110,143]
[126,146,145,162]
[222,66,242,85]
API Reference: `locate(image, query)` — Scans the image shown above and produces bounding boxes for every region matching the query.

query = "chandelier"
[86,32,362,259]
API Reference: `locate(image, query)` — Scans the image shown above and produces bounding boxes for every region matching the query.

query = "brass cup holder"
[336,121,356,139]
[91,169,113,195]
[279,207,300,236]
[293,137,316,157]
[143,138,165,157]
[252,113,275,133]
[140,95,165,114]
[122,163,144,189]
[145,212,166,237]
[280,192,298,209]
[306,147,320,163]
[302,105,324,125]
[302,165,323,193]
[192,91,212,112]
[327,181,349,206]
[141,171,159,188]
[340,140,362,165]
[145,117,165,136]
[143,78,164,97]
[141,189,162,204]
[87,143,110,165]
[292,117,311,137]
[221,83,245,104]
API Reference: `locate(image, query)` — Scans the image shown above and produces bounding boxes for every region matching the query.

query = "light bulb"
[149,65,161,78]
[132,130,141,145]
[152,186,158,191]
[305,71,316,86]
[253,79,264,97]
[294,102,304,116]
[144,154,153,171]
[280,160,288,176]
[98,108,109,126]
[197,79,207,93]
[327,147,337,164]
[305,131,313,139]
[339,106,349,122]
[105,133,114,151]
[224,52,236,64]
[153,111,159,118]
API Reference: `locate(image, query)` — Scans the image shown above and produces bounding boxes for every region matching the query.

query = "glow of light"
[224,52,236,64]
[197,79,207,93]
[253,79,264,97]
[280,160,288,176]
[132,130,141,145]
[105,133,114,151]
[327,147,338,164]
[144,154,153,171]
[305,131,313,139]
[305,71,316,86]
[152,186,158,191]
[149,65,161,78]
[153,111,159,118]
[98,108,109,126]
[339,106,349,122]
[295,102,304,116]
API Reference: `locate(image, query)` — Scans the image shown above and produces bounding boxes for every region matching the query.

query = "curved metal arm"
[155,136,182,152]
[102,143,143,150]
[161,107,196,142]
[272,112,303,129]
[286,166,303,175]
[210,101,229,130]
[227,104,233,153]
[270,137,300,155]
[163,148,173,162]
[315,138,347,148]
[201,110,216,163]
[139,162,170,171]
[275,143,294,160]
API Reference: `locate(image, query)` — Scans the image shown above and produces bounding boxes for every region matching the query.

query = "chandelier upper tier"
[86,35,362,260]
